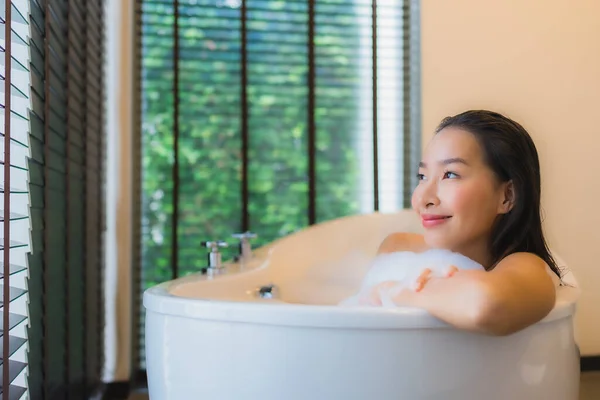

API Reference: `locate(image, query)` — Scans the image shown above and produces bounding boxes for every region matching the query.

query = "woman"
[372,110,562,336]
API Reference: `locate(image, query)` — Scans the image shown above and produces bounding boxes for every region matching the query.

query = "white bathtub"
[144,211,581,400]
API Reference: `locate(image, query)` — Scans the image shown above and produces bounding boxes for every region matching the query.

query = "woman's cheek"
[440,183,475,212]
[411,186,422,210]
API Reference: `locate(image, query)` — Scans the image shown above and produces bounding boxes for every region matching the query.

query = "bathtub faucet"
[232,231,257,262]
[256,284,279,299]
[201,240,228,271]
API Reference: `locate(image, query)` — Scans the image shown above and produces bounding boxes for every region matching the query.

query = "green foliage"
[140,1,369,288]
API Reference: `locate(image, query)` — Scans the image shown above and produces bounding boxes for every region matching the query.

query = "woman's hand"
[360,281,407,306]
[413,265,459,292]
[364,265,460,306]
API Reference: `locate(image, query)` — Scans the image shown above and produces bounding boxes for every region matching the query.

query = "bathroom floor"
[580,372,600,399]
[128,372,600,399]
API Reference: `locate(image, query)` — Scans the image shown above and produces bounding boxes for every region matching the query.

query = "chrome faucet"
[256,284,279,299]
[201,240,228,271]
[232,231,257,261]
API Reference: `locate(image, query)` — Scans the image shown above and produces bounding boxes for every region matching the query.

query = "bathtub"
[143,211,581,400]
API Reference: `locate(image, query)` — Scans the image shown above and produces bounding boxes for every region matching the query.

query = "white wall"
[421,0,600,355]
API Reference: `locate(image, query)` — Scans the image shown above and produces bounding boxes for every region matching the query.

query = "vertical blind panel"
[19,0,108,396]
[66,0,87,395]
[85,0,106,387]
[404,0,420,205]
[177,0,242,275]
[26,0,45,395]
[2,0,32,396]
[247,0,308,244]
[376,1,406,213]
[137,1,166,370]
[67,175,86,396]
[85,147,101,387]
[45,0,69,393]
[315,0,374,221]
[139,0,175,294]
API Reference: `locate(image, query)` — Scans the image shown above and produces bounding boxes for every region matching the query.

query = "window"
[134,0,420,370]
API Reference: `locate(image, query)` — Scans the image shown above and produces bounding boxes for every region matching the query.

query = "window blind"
[1,0,32,398]
[134,0,420,373]
[27,0,107,398]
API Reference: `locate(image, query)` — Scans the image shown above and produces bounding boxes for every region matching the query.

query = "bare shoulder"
[492,252,549,275]
[490,252,556,292]
[377,232,428,254]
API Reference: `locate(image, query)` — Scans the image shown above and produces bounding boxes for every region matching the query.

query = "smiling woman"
[412,126,517,266]
[374,110,562,336]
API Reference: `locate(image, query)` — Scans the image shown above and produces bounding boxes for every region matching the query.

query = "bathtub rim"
[143,275,579,330]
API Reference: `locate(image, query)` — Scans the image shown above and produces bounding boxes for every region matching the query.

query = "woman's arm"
[379,252,556,336]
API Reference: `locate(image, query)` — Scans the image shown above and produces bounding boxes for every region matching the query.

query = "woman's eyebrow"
[419,158,469,168]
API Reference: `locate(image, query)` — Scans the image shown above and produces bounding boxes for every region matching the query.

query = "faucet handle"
[202,240,229,251]
[232,231,257,260]
[201,241,228,270]
[232,232,257,240]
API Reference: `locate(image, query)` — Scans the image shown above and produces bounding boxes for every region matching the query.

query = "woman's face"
[411,127,513,256]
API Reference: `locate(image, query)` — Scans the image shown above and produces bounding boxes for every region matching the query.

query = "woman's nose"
[420,181,440,208]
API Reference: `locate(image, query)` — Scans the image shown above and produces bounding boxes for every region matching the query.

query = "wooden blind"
[0,0,108,398]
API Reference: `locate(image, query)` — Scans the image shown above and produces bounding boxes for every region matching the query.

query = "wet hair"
[435,110,561,278]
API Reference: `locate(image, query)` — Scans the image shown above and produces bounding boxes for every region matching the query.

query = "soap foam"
[339,249,484,307]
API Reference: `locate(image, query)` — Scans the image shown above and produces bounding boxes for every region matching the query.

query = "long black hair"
[435,110,561,278]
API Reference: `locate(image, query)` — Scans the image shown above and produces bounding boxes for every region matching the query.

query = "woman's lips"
[421,215,451,228]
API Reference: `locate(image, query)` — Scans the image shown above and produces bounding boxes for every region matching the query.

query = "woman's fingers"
[414,268,432,292]
[365,281,396,306]
[364,267,460,306]
[446,265,459,277]
[414,266,458,291]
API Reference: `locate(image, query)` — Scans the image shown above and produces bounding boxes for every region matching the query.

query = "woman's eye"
[444,171,459,179]
[416,173,425,181]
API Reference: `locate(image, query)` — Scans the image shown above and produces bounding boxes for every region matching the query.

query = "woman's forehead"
[423,127,484,164]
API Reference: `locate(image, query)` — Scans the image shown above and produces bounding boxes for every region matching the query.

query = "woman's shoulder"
[377,232,428,254]
[494,252,561,288]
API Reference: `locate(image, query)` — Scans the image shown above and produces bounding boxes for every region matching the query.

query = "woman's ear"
[498,180,515,214]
